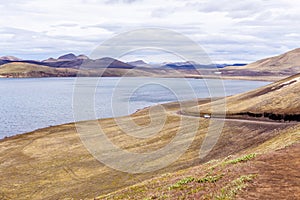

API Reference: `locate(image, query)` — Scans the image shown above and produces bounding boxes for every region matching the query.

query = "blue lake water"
[0,77,270,138]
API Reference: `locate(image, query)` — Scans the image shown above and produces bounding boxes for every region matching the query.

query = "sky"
[0,0,300,63]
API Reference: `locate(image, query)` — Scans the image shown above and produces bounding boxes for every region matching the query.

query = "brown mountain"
[0,61,166,78]
[0,54,141,77]
[82,57,134,69]
[0,54,135,70]
[0,62,79,78]
[127,60,152,68]
[221,48,300,79]
[57,53,78,60]
[42,56,134,69]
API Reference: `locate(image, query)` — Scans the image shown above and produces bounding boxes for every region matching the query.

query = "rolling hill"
[127,60,153,68]
[221,48,300,80]
[0,62,79,78]
[183,73,300,122]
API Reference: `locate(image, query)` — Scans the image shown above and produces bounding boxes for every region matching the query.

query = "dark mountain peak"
[88,57,134,69]
[128,60,147,64]
[127,60,152,68]
[58,53,77,60]
[98,57,116,62]
[42,57,57,62]
[77,54,89,60]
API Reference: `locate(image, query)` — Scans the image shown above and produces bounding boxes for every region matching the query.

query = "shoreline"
[0,74,281,82]
[0,99,189,142]
[2,95,298,143]
[0,76,272,140]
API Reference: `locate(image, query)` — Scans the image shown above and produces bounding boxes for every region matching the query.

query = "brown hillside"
[0,62,79,78]
[184,73,300,116]
[239,48,300,73]
[0,61,202,78]
[221,48,300,78]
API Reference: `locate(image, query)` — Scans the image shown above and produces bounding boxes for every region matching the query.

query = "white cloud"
[0,0,299,63]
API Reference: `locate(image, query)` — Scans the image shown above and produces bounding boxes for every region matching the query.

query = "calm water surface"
[0,77,270,138]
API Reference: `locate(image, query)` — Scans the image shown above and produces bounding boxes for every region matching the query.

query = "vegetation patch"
[215,174,257,200]
[169,173,224,190]
[168,177,195,190]
[197,174,224,183]
[210,153,256,170]
[226,153,256,164]
[236,112,300,122]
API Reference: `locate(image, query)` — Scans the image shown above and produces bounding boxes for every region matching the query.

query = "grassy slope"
[220,48,300,80]
[232,48,300,73]
[184,73,300,115]
[95,74,300,199]
[0,76,299,199]
[97,140,299,200]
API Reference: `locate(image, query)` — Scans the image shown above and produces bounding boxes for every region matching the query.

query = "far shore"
[0,74,282,82]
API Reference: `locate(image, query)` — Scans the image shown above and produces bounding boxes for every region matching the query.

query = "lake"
[0,77,270,138]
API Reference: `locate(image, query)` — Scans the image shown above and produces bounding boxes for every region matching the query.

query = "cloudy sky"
[1,0,300,63]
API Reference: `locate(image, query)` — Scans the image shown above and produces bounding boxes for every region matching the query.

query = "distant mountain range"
[0,53,133,69]
[0,53,245,69]
[1,48,300,80]
[0,53,246,78]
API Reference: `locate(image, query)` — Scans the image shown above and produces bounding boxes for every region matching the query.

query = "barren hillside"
[0,62,79,78]
[221,48,300,79]
[184,73,300,119]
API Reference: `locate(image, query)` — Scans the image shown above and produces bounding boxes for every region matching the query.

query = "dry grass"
[221,48,300,77]
[184,73,300,115]
[0,62,79,77]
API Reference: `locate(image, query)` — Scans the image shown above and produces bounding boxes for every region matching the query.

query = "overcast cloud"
[0,0,299,63]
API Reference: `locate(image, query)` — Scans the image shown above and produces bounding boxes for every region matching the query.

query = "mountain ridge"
[221,48,300,77]
[1,48,300,79]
